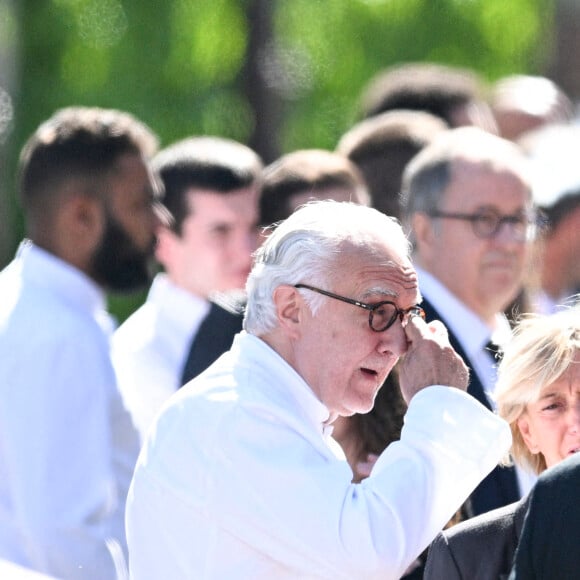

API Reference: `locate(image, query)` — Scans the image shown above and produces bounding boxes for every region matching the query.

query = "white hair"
[244,200,411,335]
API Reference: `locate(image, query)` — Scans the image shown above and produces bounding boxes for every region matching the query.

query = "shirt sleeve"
[112,343,177,443]
[112,324,180,443]
[131,384,511,580]
[1,329,124,579]
[300,387,511,578]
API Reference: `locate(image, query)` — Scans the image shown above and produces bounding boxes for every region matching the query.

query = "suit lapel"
[513,494,532,541]
[420,297,492,410]
[180,301,244,385]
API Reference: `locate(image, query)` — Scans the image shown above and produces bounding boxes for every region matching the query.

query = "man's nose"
[377,321,408,357]
[493,219,529,245]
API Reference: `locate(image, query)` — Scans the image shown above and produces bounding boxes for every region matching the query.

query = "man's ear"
[412,212,434,247]
[65,193,104,249]
[47,193,105,273]
[412,212,436,260]
[154,225,178,267]
[517,415,540,454]
[273,285,303,338]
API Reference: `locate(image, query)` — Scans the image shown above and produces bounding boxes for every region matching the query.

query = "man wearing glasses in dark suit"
[400,126,540,517]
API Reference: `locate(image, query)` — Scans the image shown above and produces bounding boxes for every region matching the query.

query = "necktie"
[485,339,502,362]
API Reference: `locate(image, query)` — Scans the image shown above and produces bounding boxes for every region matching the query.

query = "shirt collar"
[147,273,210,337]
[232,332,332,434]
[17,240,107,317]
[416,266,511,358]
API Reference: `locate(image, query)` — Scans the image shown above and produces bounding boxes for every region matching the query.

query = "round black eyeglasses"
[294,283,425,332]
[427,208,543,241]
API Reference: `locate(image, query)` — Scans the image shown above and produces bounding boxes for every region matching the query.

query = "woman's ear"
[517,415,540,454]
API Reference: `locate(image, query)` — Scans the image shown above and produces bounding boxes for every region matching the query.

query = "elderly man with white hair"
[126,200,511,580]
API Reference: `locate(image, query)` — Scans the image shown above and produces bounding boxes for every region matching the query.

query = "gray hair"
[244,200,410,335]
[400,126,533,232]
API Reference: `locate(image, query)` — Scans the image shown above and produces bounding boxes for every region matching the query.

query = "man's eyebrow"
[361,287,398,300]
[360,286,422,304]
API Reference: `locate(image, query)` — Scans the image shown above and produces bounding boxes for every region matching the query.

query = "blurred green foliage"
[276,0,552,151]
[1,0,554,321]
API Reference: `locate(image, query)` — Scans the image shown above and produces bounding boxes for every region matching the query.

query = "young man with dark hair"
[113,136,263,440]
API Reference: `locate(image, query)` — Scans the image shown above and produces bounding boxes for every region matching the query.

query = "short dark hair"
[359,62,488,126]
[152,136,263,235]
[19,106,158,217]
[337,110,447,219]
[259,149,369,226]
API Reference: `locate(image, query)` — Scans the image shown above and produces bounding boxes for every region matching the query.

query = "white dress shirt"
[127,331,512,580]
[112,274,209,442]
[0,558,58,579]
[0,241,139,579]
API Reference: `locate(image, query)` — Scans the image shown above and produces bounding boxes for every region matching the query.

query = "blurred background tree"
[0,0,560,320]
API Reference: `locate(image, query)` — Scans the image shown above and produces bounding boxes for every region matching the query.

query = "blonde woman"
[425,307,580,580]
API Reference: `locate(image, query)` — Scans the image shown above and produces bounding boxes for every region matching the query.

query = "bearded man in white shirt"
[126,200,512,580]
[0,107,163,579]
[112,136,262,441]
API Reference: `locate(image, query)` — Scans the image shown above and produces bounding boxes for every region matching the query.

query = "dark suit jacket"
[510,453,580,579]
[180,298,244,385]
[421,297,520,516]
[424,496,530,580]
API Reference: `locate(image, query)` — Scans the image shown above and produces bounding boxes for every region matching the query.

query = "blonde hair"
[495,305,580,474]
